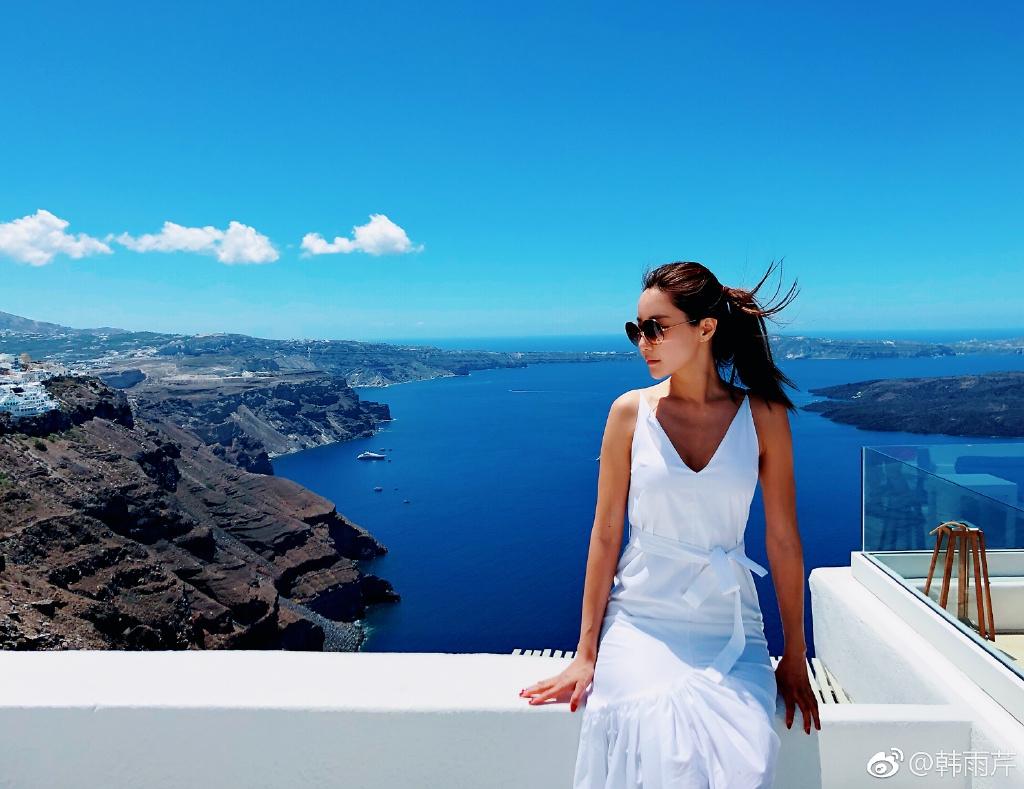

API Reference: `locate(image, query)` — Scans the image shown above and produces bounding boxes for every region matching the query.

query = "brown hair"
[640,259,801,411]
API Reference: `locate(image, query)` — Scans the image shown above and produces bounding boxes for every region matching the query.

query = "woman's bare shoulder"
[746,390,793,455]
[598,389,646,462]
[746,389,789,421]
[610,387,649,418]
[605,388,648,438]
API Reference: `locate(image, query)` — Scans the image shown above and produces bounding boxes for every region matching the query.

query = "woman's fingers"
[794,680,821,734]
[519,661,594,709]
[800,692,821,733]
[569,680,585,712]
[527,683,563,704]
[520,680,557,701]
[526,678,578,705]
[779,668,823,734]
[783,688,821,734]
[519,678,555,697]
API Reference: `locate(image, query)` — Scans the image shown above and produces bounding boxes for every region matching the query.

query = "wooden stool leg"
[940,528,957,609]
[924,527,944,596]
[954,532,962,622]
[978,530,996,641]
[969,533,987,639]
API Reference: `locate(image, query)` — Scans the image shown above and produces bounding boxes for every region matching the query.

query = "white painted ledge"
[812,559,1024,788]
[0,646,979,789]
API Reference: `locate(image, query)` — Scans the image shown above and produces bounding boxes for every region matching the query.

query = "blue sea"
[272,331,1024,657]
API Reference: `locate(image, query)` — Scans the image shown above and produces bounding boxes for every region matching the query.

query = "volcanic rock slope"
[0,376,399,651]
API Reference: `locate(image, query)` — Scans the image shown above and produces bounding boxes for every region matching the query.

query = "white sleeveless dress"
[573,387,781,788]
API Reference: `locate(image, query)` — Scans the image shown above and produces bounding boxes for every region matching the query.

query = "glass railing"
[862,442,1024,681]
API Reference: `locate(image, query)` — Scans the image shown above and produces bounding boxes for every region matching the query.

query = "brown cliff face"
[0,376,399,651]
[127,373,392,473]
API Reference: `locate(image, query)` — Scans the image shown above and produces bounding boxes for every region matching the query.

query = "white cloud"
[110,221,220,255]
[110,220,279,264]
[301,214,423,257]
[216,222,279,264]
[0,209,112,266]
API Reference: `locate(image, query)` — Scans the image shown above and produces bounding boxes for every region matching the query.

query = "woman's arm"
[520,391,635,711]
[575,392,635,661]
[754,394,822,734]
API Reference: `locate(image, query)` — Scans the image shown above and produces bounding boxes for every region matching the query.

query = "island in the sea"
[802,370,1024,437]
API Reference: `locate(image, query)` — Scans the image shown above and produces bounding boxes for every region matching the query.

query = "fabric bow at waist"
[624,528,769,684]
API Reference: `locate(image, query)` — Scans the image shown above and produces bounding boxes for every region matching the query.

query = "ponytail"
[641,259,801,411]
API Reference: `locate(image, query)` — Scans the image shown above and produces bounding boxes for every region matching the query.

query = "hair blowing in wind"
[640,259,801,411]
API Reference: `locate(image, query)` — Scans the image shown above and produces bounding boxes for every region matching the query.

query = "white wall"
[812,560,1024,788]
[0,649,975,788]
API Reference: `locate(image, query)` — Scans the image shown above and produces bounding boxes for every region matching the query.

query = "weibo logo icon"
[866,748,903,779]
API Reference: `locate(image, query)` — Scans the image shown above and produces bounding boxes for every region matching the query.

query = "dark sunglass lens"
[642,320,663,343]
[625,322,641,345]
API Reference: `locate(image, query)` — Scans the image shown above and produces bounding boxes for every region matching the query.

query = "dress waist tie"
[625,527,769,684]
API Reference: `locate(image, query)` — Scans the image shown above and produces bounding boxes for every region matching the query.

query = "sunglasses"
[624,317,699,346]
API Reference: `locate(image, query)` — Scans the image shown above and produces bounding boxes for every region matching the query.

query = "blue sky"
[1,2,1021,341]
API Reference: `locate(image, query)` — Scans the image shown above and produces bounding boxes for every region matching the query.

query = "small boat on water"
[373,486,383,492]
[357,450,387,460]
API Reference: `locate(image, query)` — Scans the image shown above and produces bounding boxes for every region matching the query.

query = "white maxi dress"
[573,387,781,788]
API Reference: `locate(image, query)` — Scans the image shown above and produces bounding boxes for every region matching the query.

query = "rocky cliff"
[128,373,392,472]
[0,376,399,651]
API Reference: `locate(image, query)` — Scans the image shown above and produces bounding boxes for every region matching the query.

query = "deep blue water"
[272,339,1024,657]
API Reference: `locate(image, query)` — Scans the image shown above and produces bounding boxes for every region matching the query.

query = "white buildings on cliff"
[0,353,61,419]
[0,383,57,419]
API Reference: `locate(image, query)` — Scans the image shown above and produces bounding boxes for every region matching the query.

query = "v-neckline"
[642,388,748,475]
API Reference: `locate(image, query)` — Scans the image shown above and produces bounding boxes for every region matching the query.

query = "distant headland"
[802,370,1024,437]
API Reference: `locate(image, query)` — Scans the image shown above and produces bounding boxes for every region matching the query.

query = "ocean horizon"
[368,328,1024,353]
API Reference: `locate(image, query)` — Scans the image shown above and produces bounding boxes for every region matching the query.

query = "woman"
[519,260,821,787]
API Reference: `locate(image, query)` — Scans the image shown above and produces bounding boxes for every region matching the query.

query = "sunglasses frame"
[625,317,700,346]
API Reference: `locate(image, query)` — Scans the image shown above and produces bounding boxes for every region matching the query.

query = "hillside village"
[0,352,68,419]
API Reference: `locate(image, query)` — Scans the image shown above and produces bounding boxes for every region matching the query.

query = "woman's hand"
[775,652,821,734]
[518,656,595,712]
